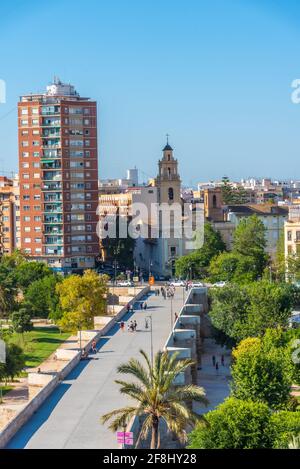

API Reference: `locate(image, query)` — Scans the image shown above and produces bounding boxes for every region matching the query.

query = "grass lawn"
[9,327,70,368]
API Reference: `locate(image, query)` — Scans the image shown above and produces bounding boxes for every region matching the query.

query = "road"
[7,288,186,449]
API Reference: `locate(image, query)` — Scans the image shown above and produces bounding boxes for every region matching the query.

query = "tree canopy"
[231,330,294,410]
[57,270,108,331]
[175,223,226,279]
[209,281,293,347]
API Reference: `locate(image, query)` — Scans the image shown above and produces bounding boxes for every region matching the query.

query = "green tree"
[14,261,54,292]
[208,252,259,284]
[188,398,272,449]
[11,308,33,335]
[24,275,61,318]
[233,215,268,276]
[3,343,25,383]
[57,270,108,331]
[209,282,292,347]
[101,350,208,449]
[268,412,300,449]
[221,177,249,205]
[273,228,286,282]
[175,223,226,279]
[231,330,294,410]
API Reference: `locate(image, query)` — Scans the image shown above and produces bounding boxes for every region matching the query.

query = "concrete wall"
[0,375,59,449]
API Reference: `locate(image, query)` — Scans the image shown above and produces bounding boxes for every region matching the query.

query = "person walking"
[91,339,97,354]
[144,302,147,310]
[140,301,144,309]
[120,321,125,332]
[212,355,216,367]
[221,354,225,366]
[215,362,219,372]
[126,303,130,313]
[133,320,137,331]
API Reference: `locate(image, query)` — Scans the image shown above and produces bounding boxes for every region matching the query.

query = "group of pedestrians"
[154,288,160,296]
[212,354,225,371]
[140,301,147,310]
[120,319,138,332]
[161,285,175,300]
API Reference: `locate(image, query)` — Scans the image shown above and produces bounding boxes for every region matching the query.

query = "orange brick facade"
[18,85,99,273]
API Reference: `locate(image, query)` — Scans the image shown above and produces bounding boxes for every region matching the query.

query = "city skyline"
[1,1,300,184]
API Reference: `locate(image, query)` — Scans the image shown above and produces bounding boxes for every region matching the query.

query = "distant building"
[284,206,300,260]
[18,78,99,273]
[225,204,288,257]
[0,175,20,255]
[134,141,193,278]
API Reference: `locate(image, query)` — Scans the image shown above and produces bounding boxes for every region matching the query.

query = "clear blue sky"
[1,0,300,186]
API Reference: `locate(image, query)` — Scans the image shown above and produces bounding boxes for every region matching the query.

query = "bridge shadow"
[6,382,71,449]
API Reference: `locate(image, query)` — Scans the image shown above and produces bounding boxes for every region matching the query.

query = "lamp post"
[149,259,153,279]
[112,243,121,315]
[170,293,173,330]
[146,315,153,366]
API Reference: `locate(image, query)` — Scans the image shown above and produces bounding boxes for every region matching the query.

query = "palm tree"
[101,349,208,449]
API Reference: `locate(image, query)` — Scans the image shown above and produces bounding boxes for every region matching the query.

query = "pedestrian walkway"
[7,288,186,449]
[194,338,231,414]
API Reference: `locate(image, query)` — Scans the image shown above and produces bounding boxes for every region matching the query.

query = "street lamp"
[146,315,153,366]
[170,294,173,331]
[149,259,153,279]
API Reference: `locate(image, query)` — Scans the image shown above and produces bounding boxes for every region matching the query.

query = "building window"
[213,194,217,208]
[287,231,292,241]
[168,187,174,201]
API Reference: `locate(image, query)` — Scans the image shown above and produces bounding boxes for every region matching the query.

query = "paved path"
[194,338,231,414]
[7,289,186,449]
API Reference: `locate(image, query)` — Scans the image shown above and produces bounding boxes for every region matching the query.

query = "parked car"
[117,280,134,287]
[169,279,186,287]
[212,281,227,288]
[188,282,204,288]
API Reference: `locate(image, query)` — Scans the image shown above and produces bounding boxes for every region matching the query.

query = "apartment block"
[0,175,20,255]
[18,78,99,273]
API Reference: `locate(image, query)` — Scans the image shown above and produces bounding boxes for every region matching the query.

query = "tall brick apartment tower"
[18,78,99,273]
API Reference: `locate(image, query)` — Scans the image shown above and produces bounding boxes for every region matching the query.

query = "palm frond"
[117,358,151,387]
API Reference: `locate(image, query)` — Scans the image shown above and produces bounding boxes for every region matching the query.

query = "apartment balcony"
[42,150,62,158]
[45,228,63,234]
[41,120,61,127]
[44,207,63,214]
[41,162,62,170]
[41,183,62,191]
[42,132,61,138]
[42,143,61,149]
[42,174,62,182]
[45,247,64,256]
[44,238,63,246]
[44,218,63,224]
